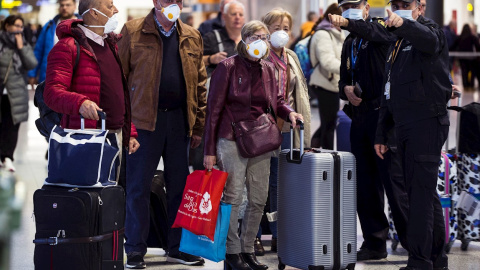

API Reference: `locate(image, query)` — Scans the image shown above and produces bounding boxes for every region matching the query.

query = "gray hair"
[224,1,245,15]
[78,0,98,15]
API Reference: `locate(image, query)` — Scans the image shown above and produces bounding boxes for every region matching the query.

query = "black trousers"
[351,109,408,252]
[0,95,20,162]
[396,116,448,270]
[311,85,339,149]
[124,108,190,256]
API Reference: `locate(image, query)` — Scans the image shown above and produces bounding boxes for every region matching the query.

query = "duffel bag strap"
[33,228,125,245]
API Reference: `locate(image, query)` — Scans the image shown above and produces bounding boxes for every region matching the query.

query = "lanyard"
[350,38,363,84]
[385,38,405,100]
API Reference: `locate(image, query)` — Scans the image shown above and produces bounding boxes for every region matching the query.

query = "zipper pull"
[239,77,242,84]
[98,197,103,206]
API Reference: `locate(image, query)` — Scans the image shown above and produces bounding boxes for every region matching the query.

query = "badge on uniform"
[385,81,391,100]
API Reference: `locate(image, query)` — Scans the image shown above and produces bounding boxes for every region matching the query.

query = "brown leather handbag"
[225,107,283,158]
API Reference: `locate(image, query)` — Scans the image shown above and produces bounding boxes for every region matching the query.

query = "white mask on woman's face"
[82,8,118,34]
[270,30,290,49]
[242,39,268,59]
[156,3,181,22]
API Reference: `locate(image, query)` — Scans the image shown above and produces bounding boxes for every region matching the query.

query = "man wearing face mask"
[331,0,409,261]
[118,0,207,268]
[44,0,140,180]
[333,0,451,269]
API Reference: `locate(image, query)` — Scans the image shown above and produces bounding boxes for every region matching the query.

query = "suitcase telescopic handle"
[80,110,106,131]
[289,120,304,161]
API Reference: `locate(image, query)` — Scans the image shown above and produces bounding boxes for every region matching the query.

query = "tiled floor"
[5,85,480,269]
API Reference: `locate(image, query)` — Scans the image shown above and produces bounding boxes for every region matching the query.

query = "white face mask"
[270,30,290,49]
[82,8,118,34]
[156,4,181,22]
[342,8,365,21]
[394,10,414,21]
[242,39,268,59]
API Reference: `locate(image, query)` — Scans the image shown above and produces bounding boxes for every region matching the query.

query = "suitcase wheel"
[278,257,285,270]
[445,240,455,253]
[391,239,399,251]
[461,239,471,251]
[346,264,356,270]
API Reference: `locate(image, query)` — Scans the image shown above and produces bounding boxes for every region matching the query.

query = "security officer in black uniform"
[375,0,451,269]
[331,0,409,261]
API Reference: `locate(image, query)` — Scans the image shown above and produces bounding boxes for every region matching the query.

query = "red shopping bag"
[172,169,228,240]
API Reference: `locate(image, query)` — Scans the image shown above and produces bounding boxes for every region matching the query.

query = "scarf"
[0,31,26,76]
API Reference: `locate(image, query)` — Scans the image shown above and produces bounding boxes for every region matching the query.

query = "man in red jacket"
[43,0,140,181]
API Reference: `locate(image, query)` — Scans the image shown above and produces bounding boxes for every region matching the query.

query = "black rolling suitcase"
[33,185,125,270]
[146,170,168,250]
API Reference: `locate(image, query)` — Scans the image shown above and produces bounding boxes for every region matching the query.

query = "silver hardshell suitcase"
[277,122,357,270]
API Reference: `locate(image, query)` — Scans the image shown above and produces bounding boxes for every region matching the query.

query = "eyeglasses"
[13,24,24,29]
[248,34,270,41]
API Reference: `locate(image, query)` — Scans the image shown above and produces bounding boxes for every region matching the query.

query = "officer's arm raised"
[386,9,441,55]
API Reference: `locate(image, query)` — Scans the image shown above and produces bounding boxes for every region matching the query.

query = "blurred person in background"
[451,23,480,89]
[443,21,457,49]
[23,20,42,49]
[300,11,319,38]
[309,3,345,149]
[28,0,79,89]
[198,0,233,36]
[185,14,194,27]
[203,0,244,77]
[255,7,311,255]
[0,15,37,172]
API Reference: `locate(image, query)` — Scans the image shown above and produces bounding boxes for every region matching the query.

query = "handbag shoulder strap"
[213,29,224,53]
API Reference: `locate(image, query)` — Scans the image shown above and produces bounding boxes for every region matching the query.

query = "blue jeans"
[257,132,291,239]
[124,108,190,256]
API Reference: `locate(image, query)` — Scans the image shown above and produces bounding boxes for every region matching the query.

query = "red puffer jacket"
[44,19,137,147]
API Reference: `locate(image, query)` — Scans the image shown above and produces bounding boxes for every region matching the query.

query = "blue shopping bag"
[46,113,119,187]
[179,202,231,262]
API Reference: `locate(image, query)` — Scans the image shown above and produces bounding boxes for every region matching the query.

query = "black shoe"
[434,268,449,270]
[166,251,205,266]
[271,237,277,253]
[125,254,146,269]
[357,248,387,261]
[254,237,265,256]
[224,253,252,270]
[241,253,268,270]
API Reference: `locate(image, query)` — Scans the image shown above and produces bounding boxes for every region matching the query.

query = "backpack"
[34,39,80,138]
[294,35,316,83]
[294,30,333,83]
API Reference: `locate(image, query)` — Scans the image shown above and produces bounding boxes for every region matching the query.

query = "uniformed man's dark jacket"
[339,16,396,114]
[376,16,452,144]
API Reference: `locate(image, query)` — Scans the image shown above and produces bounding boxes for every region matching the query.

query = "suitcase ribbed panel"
[339,153,357,268]
[278,151,335,269]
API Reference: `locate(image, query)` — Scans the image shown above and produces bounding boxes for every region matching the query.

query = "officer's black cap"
[338,0,366,7]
